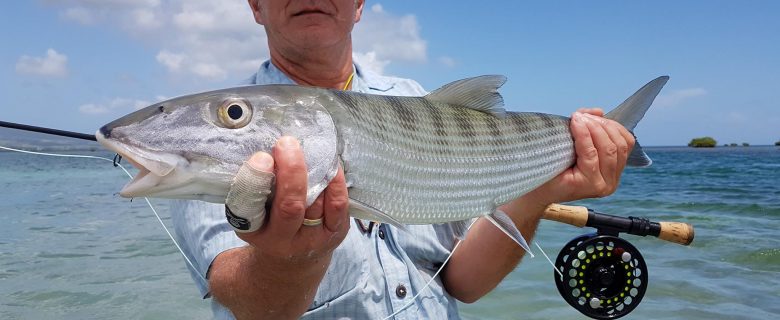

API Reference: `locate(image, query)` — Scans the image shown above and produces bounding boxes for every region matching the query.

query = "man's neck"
[269,43,354,90]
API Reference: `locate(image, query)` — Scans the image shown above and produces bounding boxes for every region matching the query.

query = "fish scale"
[326,91,576,224]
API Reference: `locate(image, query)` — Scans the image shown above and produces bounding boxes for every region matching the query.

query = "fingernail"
[573,112,587,123]
[279,136,300,148]
[248,152,274,171]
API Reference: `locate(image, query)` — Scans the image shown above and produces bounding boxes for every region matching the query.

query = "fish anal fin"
[449,219,474,241]
[485,210,534,258]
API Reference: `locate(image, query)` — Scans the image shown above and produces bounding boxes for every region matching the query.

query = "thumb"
[225,152,275,233]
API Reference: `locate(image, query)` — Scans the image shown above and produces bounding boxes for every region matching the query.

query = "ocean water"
[1,136,778,319]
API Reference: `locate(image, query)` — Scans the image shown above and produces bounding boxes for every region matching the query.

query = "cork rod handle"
[542,203,589,227]
[657,221,695,246]
[542,203,695,246]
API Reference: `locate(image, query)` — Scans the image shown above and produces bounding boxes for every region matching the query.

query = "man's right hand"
[209,136,350,319]
[236,136,350,261]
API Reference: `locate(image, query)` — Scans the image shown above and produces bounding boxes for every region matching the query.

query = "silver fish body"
[326,92,574,224]
[96,75,668,226]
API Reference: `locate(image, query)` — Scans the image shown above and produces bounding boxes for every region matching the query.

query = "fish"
[96,75,668,252]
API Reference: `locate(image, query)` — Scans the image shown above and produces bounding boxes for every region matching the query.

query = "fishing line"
[382,219,561,319]
[0,144,207,283]
[536,240,564,281]
[380,231,466,320]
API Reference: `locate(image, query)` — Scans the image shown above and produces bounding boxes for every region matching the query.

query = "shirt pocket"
[307,221,371,310]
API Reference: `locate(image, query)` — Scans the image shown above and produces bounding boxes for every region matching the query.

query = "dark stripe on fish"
[540,113,557,131]
[453,107,477,146]
[333,91,364,123]
[485,115,502,146]
[386,96,417,132]
[367,96,388,133]
[509,114,533,143]
[421,100,449,148]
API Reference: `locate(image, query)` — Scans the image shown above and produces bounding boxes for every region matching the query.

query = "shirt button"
[395,284,407,298]
[378,228,385,239]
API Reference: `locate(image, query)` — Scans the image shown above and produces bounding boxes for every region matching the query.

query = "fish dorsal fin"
[425,75,508,118]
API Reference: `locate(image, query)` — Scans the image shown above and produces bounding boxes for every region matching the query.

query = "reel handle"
[543,203,694,246]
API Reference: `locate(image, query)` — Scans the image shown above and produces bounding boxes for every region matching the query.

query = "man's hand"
[235,136,349,261]
[525,108,635,206]
[209,136,350,320]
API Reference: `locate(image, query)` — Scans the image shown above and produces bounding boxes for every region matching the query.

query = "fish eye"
[217,98,252,129]
[227,104,243,120]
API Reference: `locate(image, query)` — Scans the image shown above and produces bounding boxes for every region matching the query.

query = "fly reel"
[542,204,694,319]
[554,234,647,319]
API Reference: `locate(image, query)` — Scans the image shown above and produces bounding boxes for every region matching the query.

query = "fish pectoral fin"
[485,210,534,258]
[424,75,508,118]
[348,198,408,232]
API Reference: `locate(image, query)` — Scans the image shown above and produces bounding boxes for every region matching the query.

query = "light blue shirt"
[171,60,462,319]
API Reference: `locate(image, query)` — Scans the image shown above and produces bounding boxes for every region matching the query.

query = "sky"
[1,1,778,146]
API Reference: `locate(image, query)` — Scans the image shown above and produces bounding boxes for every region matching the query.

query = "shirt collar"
[251,60,397,93]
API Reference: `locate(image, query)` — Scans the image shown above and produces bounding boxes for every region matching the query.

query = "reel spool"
[553,234,648,319]
[543,203,693,319]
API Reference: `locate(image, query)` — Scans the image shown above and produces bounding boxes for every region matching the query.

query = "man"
[172,1,636,319]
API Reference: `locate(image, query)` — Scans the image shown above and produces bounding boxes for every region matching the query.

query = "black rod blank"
[0,120,96,141]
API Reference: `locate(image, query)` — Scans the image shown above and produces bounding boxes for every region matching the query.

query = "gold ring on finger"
[302,217,323,226]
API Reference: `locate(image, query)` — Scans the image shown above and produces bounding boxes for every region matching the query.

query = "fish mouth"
[95,130,185,198]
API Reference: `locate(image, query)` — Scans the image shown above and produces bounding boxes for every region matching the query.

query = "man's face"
[251,0,364,50]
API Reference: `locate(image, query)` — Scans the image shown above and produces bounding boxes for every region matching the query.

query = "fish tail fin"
[604,76,669,167]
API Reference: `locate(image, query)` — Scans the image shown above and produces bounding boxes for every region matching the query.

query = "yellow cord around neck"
[342,72,354,91]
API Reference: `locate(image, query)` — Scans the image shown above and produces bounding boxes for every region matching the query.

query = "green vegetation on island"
[775,140,780,146]
[724,142,751,147]
[689,137,717,148]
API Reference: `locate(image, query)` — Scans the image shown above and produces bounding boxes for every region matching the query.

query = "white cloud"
[78,98,150,115]
[49,1,428,81]
[192,63,227,80]
[62,7,94,24]
[439,56,456,68]
[131,8,161,29]
[654,88,707,108]
[156,50,185,71]
[353,4,428,69]
[16,49,69,77]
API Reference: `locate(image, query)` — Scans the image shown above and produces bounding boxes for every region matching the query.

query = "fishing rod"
[542,203,694,319]
[2,120,696,319]
[0,120,97,141]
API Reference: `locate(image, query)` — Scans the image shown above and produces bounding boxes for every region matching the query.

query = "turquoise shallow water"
[1,138,778,319]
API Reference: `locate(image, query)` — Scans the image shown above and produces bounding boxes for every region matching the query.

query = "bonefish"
[96,75,668,251]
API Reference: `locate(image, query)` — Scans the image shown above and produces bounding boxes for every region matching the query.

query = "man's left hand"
[525,108,635,206]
